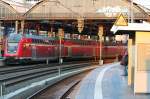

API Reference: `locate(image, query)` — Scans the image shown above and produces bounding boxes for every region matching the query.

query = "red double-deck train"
[4,33,126,64]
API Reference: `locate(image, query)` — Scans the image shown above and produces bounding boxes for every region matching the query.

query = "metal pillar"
[21,20,25,34]
[15,21,19,34]
[58,67,61,76]
[58,29,64,64]
[0,83,2,97]
[0,83,5,97]
[59,36,62,64]
[130,0,134,23]
[99,36,103,65]
[0,21,2,58]
[0,21,2,32]
[98,25,103,65]
[46,59,49,64]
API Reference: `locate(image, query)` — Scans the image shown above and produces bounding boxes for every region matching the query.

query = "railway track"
[0,61,98,96]
[0,61,94,74]
[28,70,91,99]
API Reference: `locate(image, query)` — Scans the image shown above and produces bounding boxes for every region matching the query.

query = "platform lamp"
[98,25,103,65]
[21,20,25,34]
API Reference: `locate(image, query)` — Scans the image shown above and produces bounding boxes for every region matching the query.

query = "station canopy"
[25,0,149,20]
[111,21,150,33]
[25,0,79,20]
[4,0,31,14]
[0,0,26,20]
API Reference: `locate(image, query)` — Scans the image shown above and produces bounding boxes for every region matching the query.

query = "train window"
[34,39,36,44]
[49,41,50,45]
[88,42,90,45]
[33,39,36,43]
[38,40,40,44]
[39,40,41,44]
[36,39,38,44]
[43,40,46,44]
[45,40,48,45]
[40,40,43,44]
[46,40,49,45]
[44,40,46,44]
[8,33,22,43]
[42,40,45,44]
[32,39,35,43]
[38,40,41,44]
[40,40,42,44]
[49,41,52,45]
[51,41,53,45]
[37,39,39,44]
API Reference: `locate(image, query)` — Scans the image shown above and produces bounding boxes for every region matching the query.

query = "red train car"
[4,33,59,63]
[4,33,126,64]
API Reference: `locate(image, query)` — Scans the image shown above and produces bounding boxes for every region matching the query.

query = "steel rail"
[0,62,95,92]
[0,61,93,74]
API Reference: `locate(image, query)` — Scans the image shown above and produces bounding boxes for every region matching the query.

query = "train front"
[4,33,22,62]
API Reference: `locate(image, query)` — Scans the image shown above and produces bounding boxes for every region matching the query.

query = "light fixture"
[77,18,84,33]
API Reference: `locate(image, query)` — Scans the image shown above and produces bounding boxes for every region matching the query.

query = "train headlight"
[23,44,26,48]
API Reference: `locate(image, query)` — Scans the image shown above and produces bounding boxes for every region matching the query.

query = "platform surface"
[76,63,150,99]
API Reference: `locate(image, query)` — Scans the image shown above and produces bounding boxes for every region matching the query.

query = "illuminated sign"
[97,6,129,17]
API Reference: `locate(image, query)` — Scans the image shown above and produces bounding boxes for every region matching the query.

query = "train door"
[32,45,36,59]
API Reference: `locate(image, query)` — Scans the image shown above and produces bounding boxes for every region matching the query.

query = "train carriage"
[4,33,126,64]
[4,33,59,63]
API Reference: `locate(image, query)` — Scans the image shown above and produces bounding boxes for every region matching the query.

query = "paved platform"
[76,63,150,99]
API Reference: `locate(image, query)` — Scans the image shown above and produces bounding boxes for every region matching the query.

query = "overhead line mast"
[131,0,134,23]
